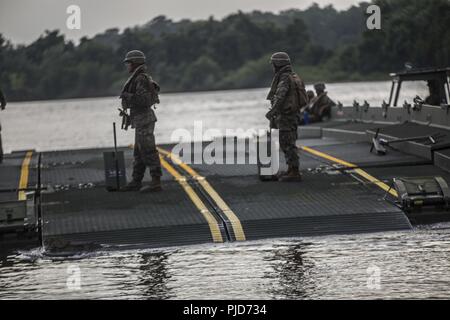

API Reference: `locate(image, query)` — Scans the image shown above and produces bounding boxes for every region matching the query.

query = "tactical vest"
[281,73,308,115]
[125,72,160,126]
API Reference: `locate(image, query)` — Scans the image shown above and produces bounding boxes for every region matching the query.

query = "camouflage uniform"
[306,83,336,123]
[308,92,336,123]
[121,64,162,182]
[267,64,308,170]
[0,88,6,163]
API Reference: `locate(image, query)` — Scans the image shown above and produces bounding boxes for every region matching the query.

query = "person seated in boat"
[298,83,336,125]
[306,90,315,102]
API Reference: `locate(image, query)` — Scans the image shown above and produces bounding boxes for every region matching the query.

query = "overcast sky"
[0,0,360,45]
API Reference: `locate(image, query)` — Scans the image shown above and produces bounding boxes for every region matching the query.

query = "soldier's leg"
[0,123,3,164]
[279,130,299,168]
[278,130,301,181]
[139,122,162,177]
[123,131,146,191]
[137,122,162,193]
[132,129,146,182]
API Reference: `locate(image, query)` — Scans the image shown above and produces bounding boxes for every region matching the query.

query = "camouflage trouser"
[133,121,162,181]
[0,123,3,162]
[279,129,299,168]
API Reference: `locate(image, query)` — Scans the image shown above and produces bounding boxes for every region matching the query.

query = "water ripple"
[1,226,450,299]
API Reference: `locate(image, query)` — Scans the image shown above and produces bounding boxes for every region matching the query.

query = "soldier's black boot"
[277,165,292,180]
[279,166,302,182]
[140,175,162,193]
[122,180,142,191]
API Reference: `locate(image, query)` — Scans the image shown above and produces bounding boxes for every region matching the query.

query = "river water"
[0,81,397,153]
[1,81,449,300]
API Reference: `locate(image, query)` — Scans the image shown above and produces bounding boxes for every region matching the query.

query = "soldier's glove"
[265,109,276,120]
[118,108,131,131]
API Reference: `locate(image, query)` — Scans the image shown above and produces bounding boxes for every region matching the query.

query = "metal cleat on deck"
[403,100,412,114]
[370,128,387,156]
[381,100,389,118]
[363,100,370,112]
[353,100,360,112]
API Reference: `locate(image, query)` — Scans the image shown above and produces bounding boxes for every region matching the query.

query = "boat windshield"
[397,80,430,106]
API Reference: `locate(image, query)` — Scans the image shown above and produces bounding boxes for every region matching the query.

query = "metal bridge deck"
[1,133,428,251]
[40,137,416,249]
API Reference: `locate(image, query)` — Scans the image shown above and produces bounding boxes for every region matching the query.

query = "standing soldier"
[0,87,6,164]
[266,52,308,182]
[120,50,163,192]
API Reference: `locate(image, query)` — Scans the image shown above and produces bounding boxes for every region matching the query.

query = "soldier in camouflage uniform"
[120,50,163,193]
[308,83,336,123]
[266,52,308,182]
[0,88,6,164]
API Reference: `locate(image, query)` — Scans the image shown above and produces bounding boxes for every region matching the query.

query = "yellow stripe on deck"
[158,147,246,241]
[18,151,33,201]
[300,146,398,198]
[159,155,224,243]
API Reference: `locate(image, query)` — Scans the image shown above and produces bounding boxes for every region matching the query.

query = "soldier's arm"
[269,74,290,115]
[317,96,336,118]
[129,75,153,108]
[326,95,337,107]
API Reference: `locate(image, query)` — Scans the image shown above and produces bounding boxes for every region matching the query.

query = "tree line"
[0,0,448,102]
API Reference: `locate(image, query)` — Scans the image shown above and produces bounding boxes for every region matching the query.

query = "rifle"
[118,108,131,130]
[301,92,326,114]
[265,106,279,129]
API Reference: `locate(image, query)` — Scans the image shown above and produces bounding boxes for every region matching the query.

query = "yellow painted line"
[352,168,397,196]
[18,151,33,201]
[159,155,223,243]
[158,147,246,241]
[300,146,398,198]
[301,146,356,168]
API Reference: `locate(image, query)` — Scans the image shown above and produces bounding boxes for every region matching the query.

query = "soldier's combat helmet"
[270,52,291,67]
[123,50,146,65]
[314,83,326,91]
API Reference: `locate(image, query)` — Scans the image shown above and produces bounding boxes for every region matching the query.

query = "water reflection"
[138,252,172,299]
[1,228,450,299]
[266,243,314,299]
[0,250,15,268]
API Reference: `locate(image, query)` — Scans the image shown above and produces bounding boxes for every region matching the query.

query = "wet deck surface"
[37,141,412,247]
[4,120,450,249]
[0,151,37,202]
